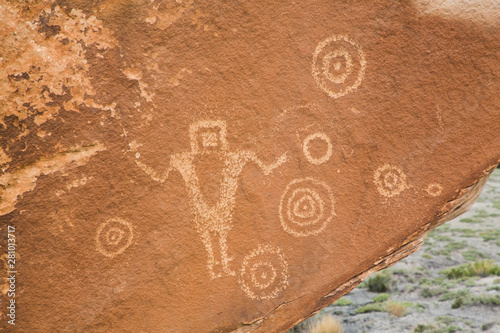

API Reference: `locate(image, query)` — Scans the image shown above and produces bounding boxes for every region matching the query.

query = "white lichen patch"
[413,0,500,26]
[0,3,118,129]
[145,0,195,30]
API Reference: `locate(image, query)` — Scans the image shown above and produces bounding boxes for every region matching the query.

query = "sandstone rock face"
[0,1,499,332]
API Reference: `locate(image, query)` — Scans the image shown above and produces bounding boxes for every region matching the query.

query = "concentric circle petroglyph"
[303,132,333,165]
[279,178,335,237]
[426,183,443,197]
[239,244,289,300]
[374,165,408,197]
[312,35,366,98]
[95,218,134,258]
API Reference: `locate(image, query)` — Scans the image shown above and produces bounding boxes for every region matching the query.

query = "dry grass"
[386,301,407,317]
[307,315,344,333]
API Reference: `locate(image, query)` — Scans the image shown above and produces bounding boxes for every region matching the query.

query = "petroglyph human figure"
[168,121,288,279]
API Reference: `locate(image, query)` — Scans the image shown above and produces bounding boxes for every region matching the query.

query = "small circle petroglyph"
[312,35,366,99]
[373,164,408,197]
[303,132,333,165]
[279,178,335,237]
[426,183,443,197]
[95,218,134,258]
[239,244,289,300]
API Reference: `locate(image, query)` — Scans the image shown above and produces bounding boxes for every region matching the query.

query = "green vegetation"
[452,294,500,309]
[462,249,489,261]
[486,286,500,291]
[354,303,385,314]
[435,316,455,325]
[441,260,500,279]
[430,235,453,242]
[355,300,413,317]
[439,289,469,301]
[459,217,482,224]
[388,268,409,277]
[482,322,496,331]
[415,303,426,312]
[373,293,390,303]
[464,278,477,287]
[474,209,489,218]
[332,297,353,306]
[450,228,476,237]
[478,229,500,242]
[364,272,393,293]
[421,287,447,298]
[423,254,432,259]
[414,324,435,333]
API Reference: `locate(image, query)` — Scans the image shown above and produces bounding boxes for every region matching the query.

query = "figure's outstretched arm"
[248,151,288,175]
[135,159,172,183]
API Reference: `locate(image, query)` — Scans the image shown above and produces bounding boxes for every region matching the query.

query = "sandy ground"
[291,169,500,333]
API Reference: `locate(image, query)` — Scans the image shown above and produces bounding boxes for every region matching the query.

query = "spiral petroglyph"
[239,245,289,300]
[312,35,366,98]
[374,164,408,197]
[279,178,335,237]
[95,218,134,258]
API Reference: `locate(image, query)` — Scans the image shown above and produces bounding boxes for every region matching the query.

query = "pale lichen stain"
[0,143,105,216]
[145,0,195,29]
[122,67,155,103]
[0,2,118,130]
[413,0,500,26]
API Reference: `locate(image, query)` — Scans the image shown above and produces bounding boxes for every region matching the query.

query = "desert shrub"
[441,260,500,279]
[482,322,496,331]
[373,293,390,303]
[415,303,426,312]
[435,316,454,325]
[452,294,500,309]
[354,303,385,314]
[355,300,412,317]
[385,301,408,317]
[421,287,447,298]
[486,286,500,291]
[332,298,353,306]
[414,324,436,332]
[446,325,461,333]
[419,277,445,286]
[462,249,489,261]
[439,289,469,301]
[306,315,344,333]
[365,272,393,292]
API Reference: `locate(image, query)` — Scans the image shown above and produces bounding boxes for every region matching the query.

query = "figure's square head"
[189,120,228,153]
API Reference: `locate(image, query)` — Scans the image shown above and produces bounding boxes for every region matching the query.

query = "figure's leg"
[218,229,235,276]
[200,230,220,279]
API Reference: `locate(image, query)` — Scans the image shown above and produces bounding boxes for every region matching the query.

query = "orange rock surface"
[0,1,499,332]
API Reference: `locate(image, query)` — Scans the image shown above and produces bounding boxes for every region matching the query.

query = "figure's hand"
[135,160,171,183]
[251,152,288,175]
